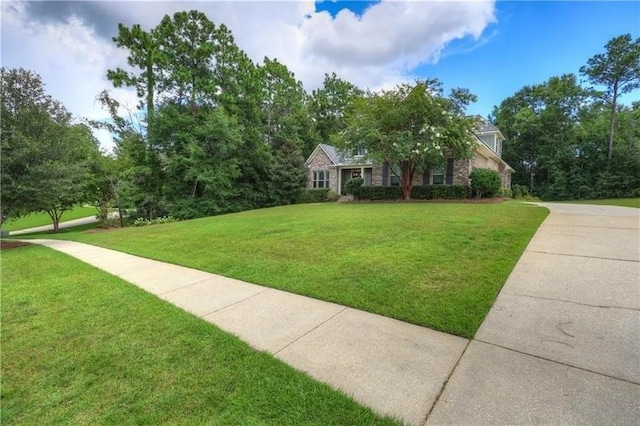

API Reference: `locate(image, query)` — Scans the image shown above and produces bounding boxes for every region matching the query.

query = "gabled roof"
[305,143,373,167]
[471,115,505,140]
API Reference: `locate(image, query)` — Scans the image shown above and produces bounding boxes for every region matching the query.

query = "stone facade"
[306,145,512,193]
[306,147,338,192]
[453,158,472,185]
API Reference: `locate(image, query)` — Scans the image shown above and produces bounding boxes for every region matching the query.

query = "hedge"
[354,185,470,201]
[300,188,330,203]
[356,186,403,200]
[411,185,470,200]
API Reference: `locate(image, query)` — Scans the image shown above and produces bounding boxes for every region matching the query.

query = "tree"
[1,67,76,227]
[580,34,640,161]
[32,123,100,231]
[310,72,362,147]
[107,23,160,128]
[492,74,591,198]
[338,80,476,200]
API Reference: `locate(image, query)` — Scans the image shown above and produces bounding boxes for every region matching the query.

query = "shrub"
[301,188,330,203]
[511,184,530,198]
[357,186,403,200]
[326,189,340,202]
[498,188,513,198]
[343,178,364,197]
[469,168,502,198]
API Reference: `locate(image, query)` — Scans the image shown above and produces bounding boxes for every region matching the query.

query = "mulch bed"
[1,241,32,250]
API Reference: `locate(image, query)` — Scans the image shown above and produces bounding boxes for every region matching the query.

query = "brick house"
[305,117,514,195]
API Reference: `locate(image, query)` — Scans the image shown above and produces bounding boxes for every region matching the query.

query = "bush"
[511,184,530,198]
[326,189,340,202]
[498,188,513,198]
[469,168,502,198]
[357,186,403,200]
[343,178,364,197]
[411,185,469,199]
[300,188,330,203]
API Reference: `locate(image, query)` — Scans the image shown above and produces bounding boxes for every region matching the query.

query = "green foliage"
[337,79,476,200]
[300,188,330,203]
[36,202,549,337]
[498,188,513,198]
[310,72,363,144]
[469,168,502,198]
[411,185,470,200]
[493,34,640,201]
[511,184,530,198]
[2,245,396,425]
[356,186,403,200]
[1,68,102,230]
[580,34,640,161]
[343,177,364,196]
[326,189,340,202]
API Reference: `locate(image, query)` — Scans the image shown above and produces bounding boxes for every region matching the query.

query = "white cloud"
[1,0,497,151]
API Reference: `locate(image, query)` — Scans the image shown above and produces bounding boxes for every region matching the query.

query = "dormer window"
[353,147,368,157]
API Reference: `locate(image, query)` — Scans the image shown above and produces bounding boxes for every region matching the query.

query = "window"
[313,170,330,188]
[389,164,401,186]
[432,168,444,185]
[353,147,368,157]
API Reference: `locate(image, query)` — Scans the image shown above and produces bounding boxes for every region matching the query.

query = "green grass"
[564,198,640,208]
[1,206,98,231]
[1,244,397,425]
[34,202,548,337]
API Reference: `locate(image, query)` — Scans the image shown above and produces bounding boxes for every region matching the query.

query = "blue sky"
[317,0,640,116]
[2,1,638,151]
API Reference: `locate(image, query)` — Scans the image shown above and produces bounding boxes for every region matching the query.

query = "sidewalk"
[23,202,640,425]
[23,238,467,426]
[428,203,639,424]
[9,212,119,236]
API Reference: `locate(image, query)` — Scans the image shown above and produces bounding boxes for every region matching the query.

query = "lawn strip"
[1,245,398,426]
[1,206,99,231]
[21,202,549,337]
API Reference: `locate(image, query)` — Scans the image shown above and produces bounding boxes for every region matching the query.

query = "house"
[304,117,514,195]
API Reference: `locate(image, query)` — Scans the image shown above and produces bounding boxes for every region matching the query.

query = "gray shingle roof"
[319,143,373,166]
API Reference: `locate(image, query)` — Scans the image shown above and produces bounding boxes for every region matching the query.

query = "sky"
[2,0,639,152]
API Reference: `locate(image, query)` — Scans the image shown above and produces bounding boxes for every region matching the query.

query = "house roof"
[305,143,373,167]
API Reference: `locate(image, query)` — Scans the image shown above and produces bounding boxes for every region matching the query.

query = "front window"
[313,170,330,188]
[432,168,444,185]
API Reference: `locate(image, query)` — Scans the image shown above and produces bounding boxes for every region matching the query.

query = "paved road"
[20,203,640,425]
[428,202,640,424]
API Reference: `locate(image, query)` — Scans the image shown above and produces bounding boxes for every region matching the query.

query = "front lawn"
[36,202,548,337]
[564,198,640,208]
[1,206,98,231]
[1,244,397,425]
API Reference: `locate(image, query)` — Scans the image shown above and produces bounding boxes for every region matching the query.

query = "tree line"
[1,10,638,228]
[492,34,639,200]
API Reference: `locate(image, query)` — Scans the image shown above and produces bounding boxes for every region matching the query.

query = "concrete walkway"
[22,238,468,426]
[428,203,640,424]
[22,202,640,425]
[9,212,119,236]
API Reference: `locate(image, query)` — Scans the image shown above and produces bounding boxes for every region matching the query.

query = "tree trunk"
[607,84,618,163]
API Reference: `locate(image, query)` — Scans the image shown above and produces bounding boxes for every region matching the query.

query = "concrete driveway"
[18,202,640,425]
[428,203,640,424]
